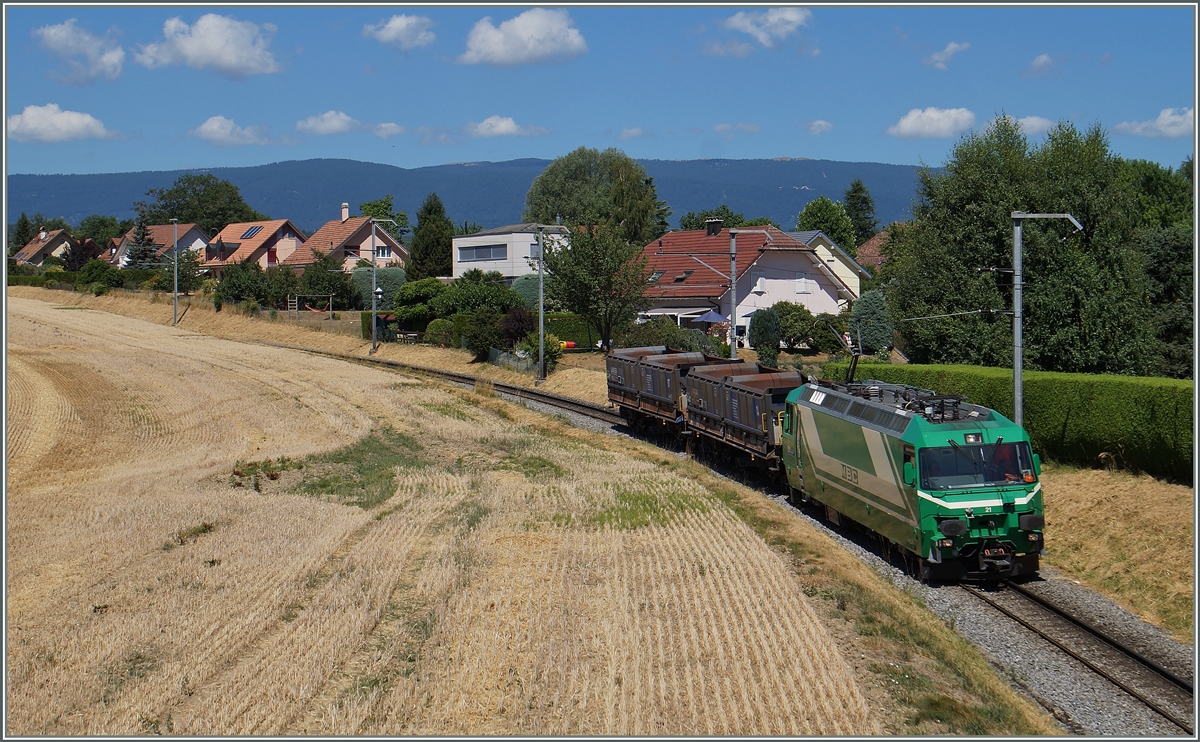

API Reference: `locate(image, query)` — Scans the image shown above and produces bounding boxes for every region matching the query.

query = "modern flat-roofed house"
[638,219,861,344]
[202,219,307,280]
[110,223,209,267]
[282,202,407,273]
[451,223,567,282]
[13,227,77,266]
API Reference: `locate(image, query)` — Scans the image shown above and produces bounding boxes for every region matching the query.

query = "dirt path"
[5,294,876,736]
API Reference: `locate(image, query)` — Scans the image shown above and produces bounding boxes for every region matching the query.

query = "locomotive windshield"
[919,441,1037,491]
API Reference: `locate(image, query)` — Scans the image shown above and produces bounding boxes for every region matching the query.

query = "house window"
[648,270,665,284]
[460,244,507,262]
[796,272,811,294]
[267,248,277,265]
[377,245,391,259]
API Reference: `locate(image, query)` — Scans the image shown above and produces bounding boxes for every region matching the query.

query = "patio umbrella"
[694,309,728,323]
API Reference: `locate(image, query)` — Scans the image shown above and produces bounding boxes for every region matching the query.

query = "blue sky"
[5,5,1195,176]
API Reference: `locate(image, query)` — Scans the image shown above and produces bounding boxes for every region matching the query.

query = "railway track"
[246,339,1194,734]
[962,580,1194,735]
[242,340,626,426]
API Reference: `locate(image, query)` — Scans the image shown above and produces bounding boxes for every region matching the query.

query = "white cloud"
[924,41,968,70]
[807,120,833,136]
[1023,53,1057,77]
[189,115,269,146]
[136,13,281,79]
[1016,116,1054,136]
[703,39,754,58]
[363,15,435,49]
[886,107,975,138]
[414,126,454,145]
[464,115,548,138]
[7,103,116,142]
[1113,107,1194,138]
[296,111,361,135]
[714,122,760,140]
[722,7,810,48]
[33,18,125,85]
[459,8,587,65]
[373,122,405,138]
[618,127,650,141]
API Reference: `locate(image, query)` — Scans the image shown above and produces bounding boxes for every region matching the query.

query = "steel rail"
[1002,580,1193,695]
[240,340,625,426]
[962,584,1193,735]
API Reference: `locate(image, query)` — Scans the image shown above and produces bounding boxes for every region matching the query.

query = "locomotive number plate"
[840,464,859,485]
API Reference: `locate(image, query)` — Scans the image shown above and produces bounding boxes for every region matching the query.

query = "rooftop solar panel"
[240,225,263,239]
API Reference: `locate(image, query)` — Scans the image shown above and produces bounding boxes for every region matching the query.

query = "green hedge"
[544,313,597,348]
[823,362,1193,482]
[8,275,48,287]
[451,313,473,348]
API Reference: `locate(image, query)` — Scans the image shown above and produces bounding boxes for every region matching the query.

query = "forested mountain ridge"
[7,157,925,237]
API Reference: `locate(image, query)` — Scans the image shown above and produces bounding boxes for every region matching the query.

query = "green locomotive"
[781,379,1045,580]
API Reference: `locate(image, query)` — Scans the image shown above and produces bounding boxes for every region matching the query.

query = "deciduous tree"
[796,196,857,255]
[678,204,779,231]
[357,194,410,242]
[543,220,651,351]
[523,146,668,244]
[882,116,1156,375]
[299,249,358,310]
[136,173,267,236]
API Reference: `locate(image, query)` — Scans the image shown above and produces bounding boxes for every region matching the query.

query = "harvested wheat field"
[6,294,877,736]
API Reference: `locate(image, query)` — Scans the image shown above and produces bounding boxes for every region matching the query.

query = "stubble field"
[6,294,880,735]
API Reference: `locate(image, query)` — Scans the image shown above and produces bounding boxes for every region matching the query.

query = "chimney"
[705,218,723,237]
[341,203,349,222]
[39,226,47,241]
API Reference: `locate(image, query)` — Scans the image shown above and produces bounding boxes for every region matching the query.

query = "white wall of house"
[452,231,537,279]
[730,252,843,336]
[804,234,862,298]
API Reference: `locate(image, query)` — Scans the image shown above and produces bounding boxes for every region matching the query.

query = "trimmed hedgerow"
[823,362,1193,483]
[8,275,48,287]
[544,313,597,348]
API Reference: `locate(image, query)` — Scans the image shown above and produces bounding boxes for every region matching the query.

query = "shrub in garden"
[748,307,782,367]
[463,307,504,361]
[91,282,109,296]
[518,331,564,372]
[499,306,537,347]
[424,318,454,345]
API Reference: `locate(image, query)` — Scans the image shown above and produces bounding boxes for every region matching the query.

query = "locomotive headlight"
[936,538,955,549]
[1026,533,1042,542]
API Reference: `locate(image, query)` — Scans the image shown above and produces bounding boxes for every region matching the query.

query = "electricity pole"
[171,218,178,325]
[1010,211,1082,427]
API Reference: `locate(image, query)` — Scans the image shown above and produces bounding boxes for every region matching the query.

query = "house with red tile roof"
[13,227,77,266]
[202,219,307,280]
[639,220,859,344]
[110,223,209,268]
[854,228,894,273]
[282,202,407,273]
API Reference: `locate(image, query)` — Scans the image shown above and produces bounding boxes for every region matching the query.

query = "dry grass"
[6,291,888,736]
[1039,463,1194,642]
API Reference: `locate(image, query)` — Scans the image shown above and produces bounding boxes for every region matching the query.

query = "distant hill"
[6,157,926,239]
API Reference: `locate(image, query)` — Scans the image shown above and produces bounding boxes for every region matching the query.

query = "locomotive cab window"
[920,441,1037,491]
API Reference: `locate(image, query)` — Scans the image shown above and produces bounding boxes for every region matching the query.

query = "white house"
[639,221,861,345]
[110,223,209,267]
[451,222,567,281]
